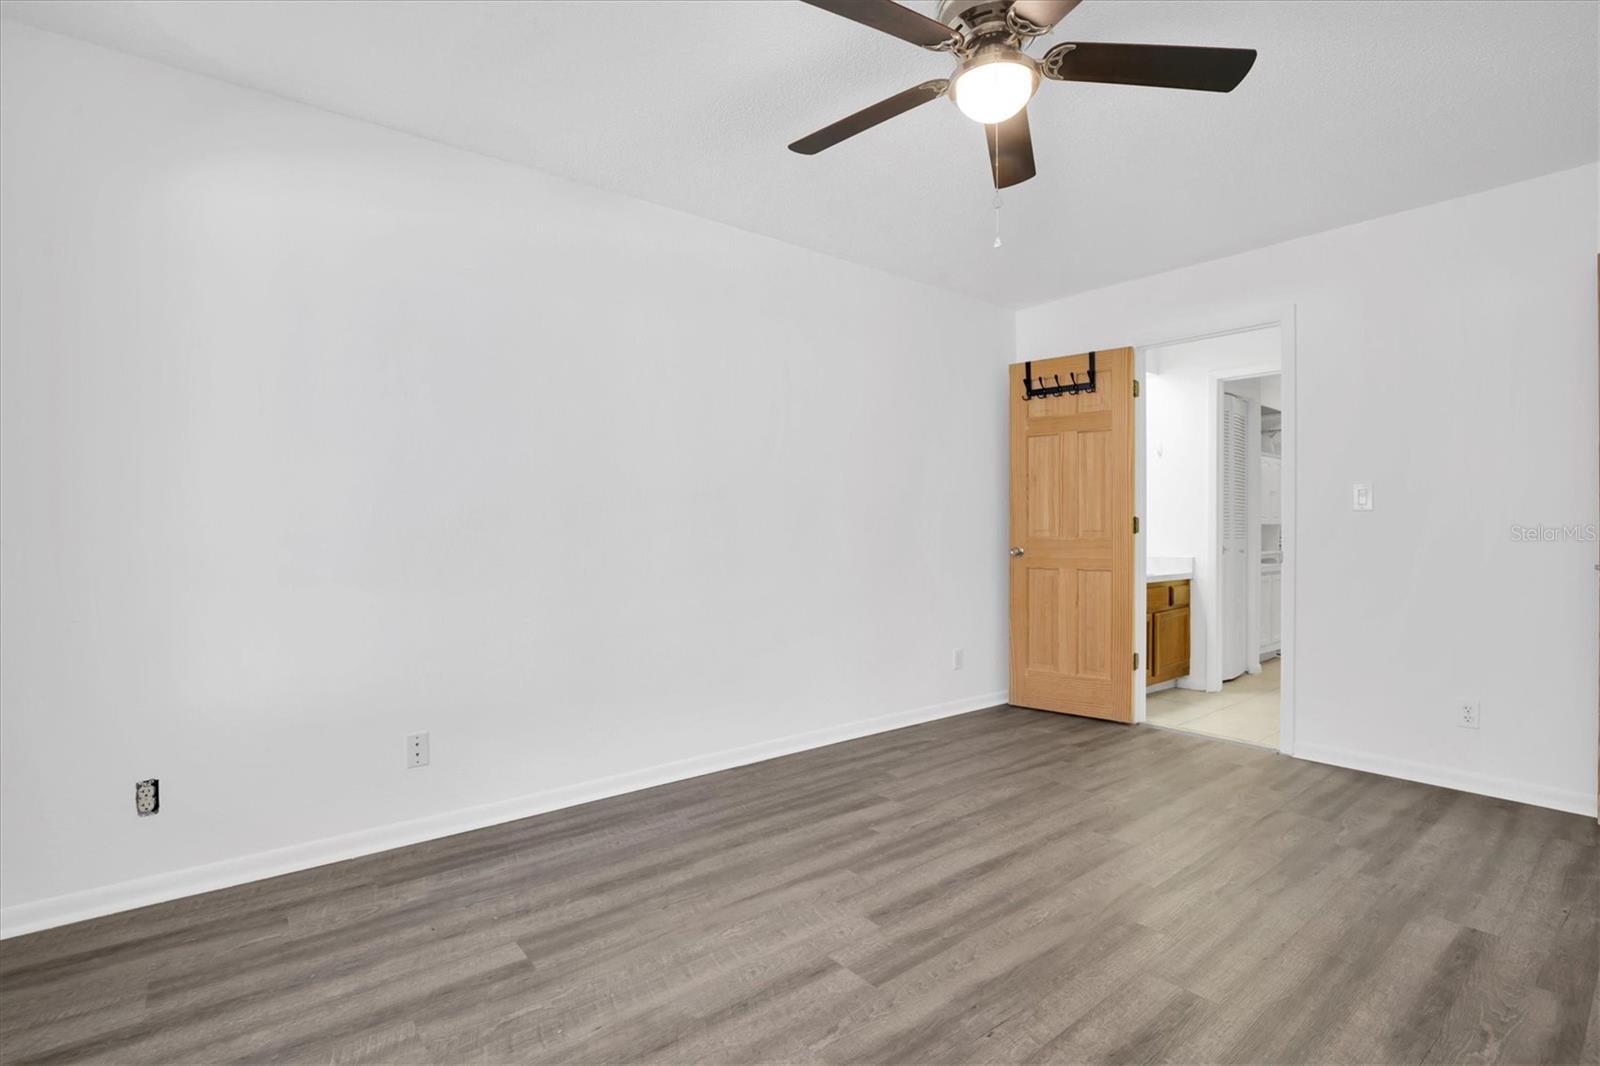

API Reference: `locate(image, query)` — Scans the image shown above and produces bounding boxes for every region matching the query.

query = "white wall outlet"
[407,731,430,768]
[952,648,965,671]
[1352,482,1373,511]
[1458,701,1480,729]
[134,778,159,816]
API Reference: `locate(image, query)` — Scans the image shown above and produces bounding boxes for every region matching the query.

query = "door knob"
[1009,546,1025,557]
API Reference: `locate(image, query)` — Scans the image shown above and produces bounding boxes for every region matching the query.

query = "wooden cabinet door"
[1008,349,1135,722]
[1153,608,1189,681]
[1146,614,1155,684]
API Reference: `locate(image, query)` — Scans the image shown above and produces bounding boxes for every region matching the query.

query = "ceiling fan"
[788,0,1257,188]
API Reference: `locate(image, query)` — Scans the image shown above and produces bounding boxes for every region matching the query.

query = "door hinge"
[1132,652,1140,671]
[1133,515,1140,534]
[1132,378,1140,398]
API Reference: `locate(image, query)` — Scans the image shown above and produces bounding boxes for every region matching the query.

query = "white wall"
[1259,376,1283,412]
[1020,163,1600,816]
[1145,331,1280,689]
[3,18,1595,940]
[0,23,1014,933]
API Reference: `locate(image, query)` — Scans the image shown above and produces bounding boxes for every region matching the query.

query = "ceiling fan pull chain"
[992,189,1003,249]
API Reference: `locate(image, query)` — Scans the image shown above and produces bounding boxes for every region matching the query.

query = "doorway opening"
[1137,326,1288,750]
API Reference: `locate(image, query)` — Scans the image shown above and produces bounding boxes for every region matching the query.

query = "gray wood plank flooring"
[2,706,1596,1064]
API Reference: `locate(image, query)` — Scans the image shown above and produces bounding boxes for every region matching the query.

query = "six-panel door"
[1007,348,1136,722]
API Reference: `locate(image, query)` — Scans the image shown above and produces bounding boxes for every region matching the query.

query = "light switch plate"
[1352,483,1373,511]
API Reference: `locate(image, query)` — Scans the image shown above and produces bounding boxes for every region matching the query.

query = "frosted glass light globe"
[952,58,1036,124]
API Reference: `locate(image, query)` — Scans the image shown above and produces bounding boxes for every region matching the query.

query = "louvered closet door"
[1008,349,1135,722]
[1221,392,1250,681]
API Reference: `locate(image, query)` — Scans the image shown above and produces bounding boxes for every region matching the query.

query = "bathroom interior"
[1143,334,1283,749]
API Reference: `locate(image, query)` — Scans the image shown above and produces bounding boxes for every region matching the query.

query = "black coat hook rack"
[1022,351,1097,400]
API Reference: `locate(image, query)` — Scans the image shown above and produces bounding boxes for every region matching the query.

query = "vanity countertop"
[1147,556,1194,582]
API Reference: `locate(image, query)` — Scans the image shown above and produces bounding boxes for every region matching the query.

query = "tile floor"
[1146,656,1280,748]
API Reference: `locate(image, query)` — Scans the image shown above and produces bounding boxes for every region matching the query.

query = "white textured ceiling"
[3,0,1596,307]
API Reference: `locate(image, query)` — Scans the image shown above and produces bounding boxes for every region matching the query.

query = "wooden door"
[1008,348,1135,722]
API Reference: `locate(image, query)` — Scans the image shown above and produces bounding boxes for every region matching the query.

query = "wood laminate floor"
[2,707,1597,1065]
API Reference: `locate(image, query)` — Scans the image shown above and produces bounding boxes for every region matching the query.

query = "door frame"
[1212,369,1275,689]
[1131,306,1298,757]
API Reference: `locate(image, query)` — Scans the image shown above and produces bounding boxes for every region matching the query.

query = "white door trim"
[1132,306,1298,756]
[1211,369,1273,691]
[1215,386,1261,686]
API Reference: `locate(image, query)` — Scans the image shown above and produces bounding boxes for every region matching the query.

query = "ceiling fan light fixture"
[787,0,1258,190]
[950,47,1039,125]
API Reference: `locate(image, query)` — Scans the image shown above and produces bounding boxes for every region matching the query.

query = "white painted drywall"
[1259,376,1283,412]
[0,23,1013,931]
[3,17,1596,938]
[5,0,1596,308]
[1145,331,1280,690]
[1019,163,1600,816]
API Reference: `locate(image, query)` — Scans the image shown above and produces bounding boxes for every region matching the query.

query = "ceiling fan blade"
[799,0,960,50]
[1007,0,1084,35]
[986,108,1036,189]
[1041,42,1257,92]
[789,79,949,155]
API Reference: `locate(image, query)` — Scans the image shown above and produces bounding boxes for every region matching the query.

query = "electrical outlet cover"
[407,732,430,768]
[135,778,159,816]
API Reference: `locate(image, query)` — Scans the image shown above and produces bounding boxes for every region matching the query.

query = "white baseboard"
[1294,741,1597,819]
[0,690,1008,939]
